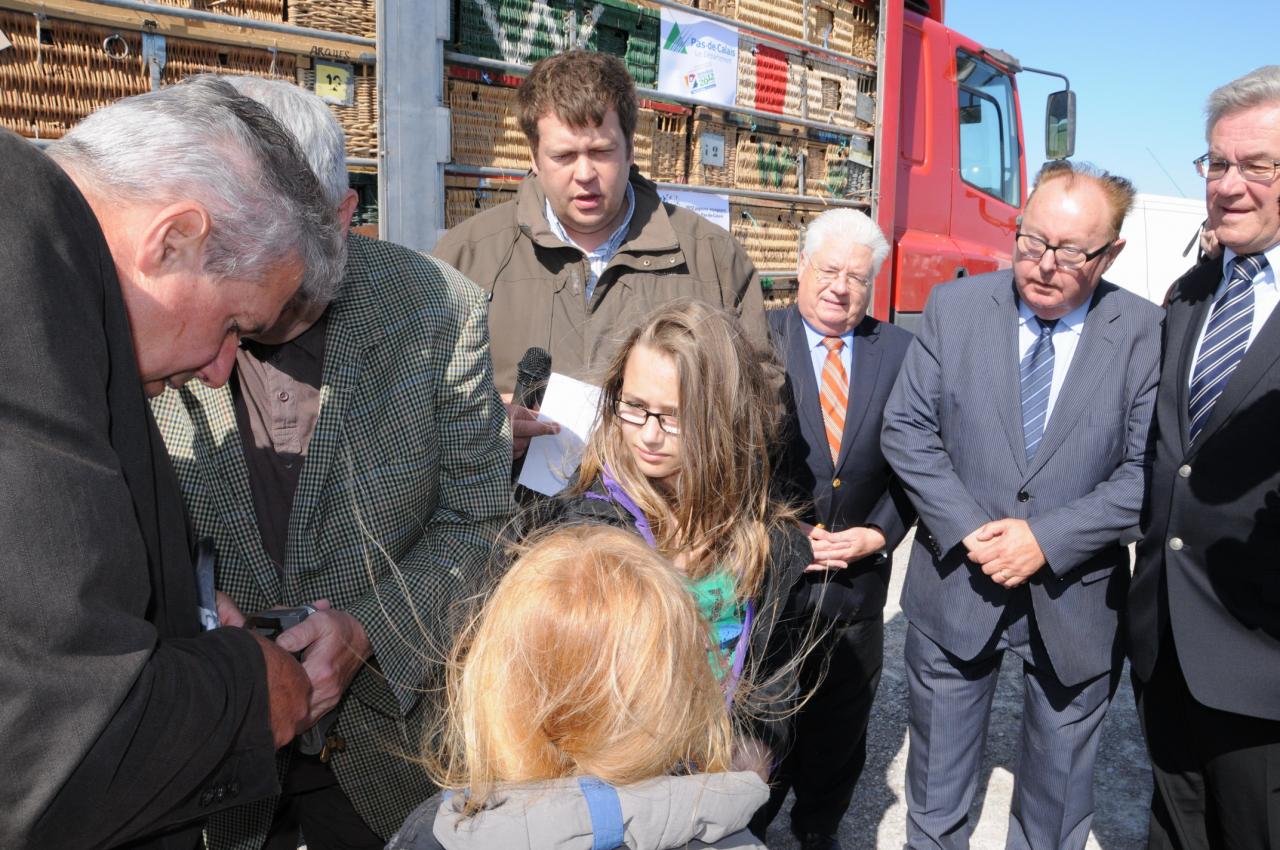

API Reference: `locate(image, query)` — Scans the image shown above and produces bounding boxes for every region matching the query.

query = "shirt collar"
[800,315,857,351]
[1016,294,1090,336]
[544,182,636,259]
[1222,243,1280,287]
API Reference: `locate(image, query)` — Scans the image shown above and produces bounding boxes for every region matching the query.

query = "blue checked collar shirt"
[545,182,636,302]
[1016,294,1090,425]
[1188,243,1280,387]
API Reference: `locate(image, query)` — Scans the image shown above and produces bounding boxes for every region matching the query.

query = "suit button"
[1178,464,1192,478]
[199,790,214,807]
[832,478,842,489]
[815,523,826,530]
[1169,537,1184,551]
[1017,490,1030,502]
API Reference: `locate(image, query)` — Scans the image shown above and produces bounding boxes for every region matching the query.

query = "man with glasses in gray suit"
[882,160,1162,850]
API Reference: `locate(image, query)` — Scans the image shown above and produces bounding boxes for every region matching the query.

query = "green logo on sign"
[663,22,688,54]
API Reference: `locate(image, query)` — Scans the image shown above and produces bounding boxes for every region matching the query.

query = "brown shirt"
[231,311,328,570]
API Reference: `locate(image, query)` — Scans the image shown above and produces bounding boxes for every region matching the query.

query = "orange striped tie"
[820,336,848,463]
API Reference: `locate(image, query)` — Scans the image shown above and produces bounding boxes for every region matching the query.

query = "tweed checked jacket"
[150,234,514,848]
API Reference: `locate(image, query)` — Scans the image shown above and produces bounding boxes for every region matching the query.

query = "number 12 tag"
[314,60,354,106]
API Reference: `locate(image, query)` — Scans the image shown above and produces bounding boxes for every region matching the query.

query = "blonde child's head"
[431,525,734,812]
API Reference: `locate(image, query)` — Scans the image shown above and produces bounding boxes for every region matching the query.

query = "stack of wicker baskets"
[0,11,299,140]
[289,0,377,39]
[700,0,806,42]
[152,0,285,23]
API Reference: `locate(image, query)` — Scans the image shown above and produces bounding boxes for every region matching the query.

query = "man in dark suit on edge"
[1129,64,1280,850]
[0,78,344,849]
[882,161,1161,850]
[751,209,915,850]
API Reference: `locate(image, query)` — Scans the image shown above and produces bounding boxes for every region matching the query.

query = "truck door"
[948,47,1023,280]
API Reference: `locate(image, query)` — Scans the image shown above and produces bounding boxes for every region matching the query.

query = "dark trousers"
[903,596,1116,850]
[1136,638,1280,850]
[262,752,383,850]
[753,614,884,837]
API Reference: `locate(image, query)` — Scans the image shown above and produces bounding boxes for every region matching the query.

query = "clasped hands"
[218,593,373,745]
[801,522,887,573]
[963,518,1046,588]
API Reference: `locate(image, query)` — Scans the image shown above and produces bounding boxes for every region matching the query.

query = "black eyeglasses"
[614,399,681,435]
[1015,231,1114,270]
[1194,154,1280,183]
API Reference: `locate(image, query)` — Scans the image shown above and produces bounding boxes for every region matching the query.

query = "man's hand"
[501,392,560,459]
[216,590,246,628]
[251,632,312,748]
[965,519,1046,588]
[802,523,888,573]
[276,600,373,726]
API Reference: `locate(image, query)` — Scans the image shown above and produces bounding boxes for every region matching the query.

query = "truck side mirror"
[1045,90,1076,160]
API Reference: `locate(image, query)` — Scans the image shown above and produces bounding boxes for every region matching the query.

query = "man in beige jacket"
[433,50,768,456]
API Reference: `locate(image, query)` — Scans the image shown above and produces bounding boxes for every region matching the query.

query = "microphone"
[510,347,552,486]
[513,346,552,412]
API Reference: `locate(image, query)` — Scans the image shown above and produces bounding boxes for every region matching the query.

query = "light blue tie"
[1188,253,1268,444]
[1020,317,1058,461]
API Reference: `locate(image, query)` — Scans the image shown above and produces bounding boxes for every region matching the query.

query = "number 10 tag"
[314,60,354,106]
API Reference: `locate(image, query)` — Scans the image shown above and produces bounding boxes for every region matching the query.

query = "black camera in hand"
[247,605,316,643]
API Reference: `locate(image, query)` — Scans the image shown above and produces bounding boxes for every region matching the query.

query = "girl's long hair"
[570,299,789,600]
[428,526,736,813]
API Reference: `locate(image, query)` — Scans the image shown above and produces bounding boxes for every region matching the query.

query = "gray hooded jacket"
[386,772,768,850]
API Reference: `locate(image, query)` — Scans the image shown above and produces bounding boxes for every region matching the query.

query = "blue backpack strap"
[577,776,626,850]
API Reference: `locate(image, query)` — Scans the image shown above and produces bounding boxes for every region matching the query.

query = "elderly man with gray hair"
[0,78,344,850]
[752,209,915,850]
[1129,64,1280,850]
[150,76,513,850]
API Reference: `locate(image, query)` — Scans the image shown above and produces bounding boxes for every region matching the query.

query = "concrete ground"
[763,530,1153,850]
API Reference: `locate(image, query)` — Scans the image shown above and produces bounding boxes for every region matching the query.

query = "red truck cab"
[873,1,1031,329]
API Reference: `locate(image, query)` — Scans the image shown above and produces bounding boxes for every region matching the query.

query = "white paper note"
[516,372,603,496]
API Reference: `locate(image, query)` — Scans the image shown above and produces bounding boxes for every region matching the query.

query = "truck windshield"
[956,49,1021,207]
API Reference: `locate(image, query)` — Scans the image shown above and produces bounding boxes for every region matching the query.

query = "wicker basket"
[731,201,810,272]
[634,105,688,183]
[0,12,296,140]
[804,59,874,131]
[447,78,532,171]
[735,126,805,192]
[700,0,805,43]
[445,175,521,229]
[736,38,803,118]
[289,0,376,38]
[163,38,297,84]
[849,0,878,61]
[297,62,377,158]
[688,109,738,188]
[806,0,877,59]
[152,0,285,23]
[0,13,147,138]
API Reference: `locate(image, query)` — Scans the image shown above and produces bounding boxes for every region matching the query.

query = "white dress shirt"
[1017,295,1090,425]
[1187,243,1280,387]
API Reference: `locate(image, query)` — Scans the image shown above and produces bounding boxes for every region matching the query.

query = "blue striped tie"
[1188,253,1268,444]
[1021,317,1058,461]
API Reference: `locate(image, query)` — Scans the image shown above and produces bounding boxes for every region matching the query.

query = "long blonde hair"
[571,299,787,600]
[429,526,735,813]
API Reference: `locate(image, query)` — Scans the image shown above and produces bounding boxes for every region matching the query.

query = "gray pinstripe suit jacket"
[881,272,1162,686]
[150,235,514,847]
